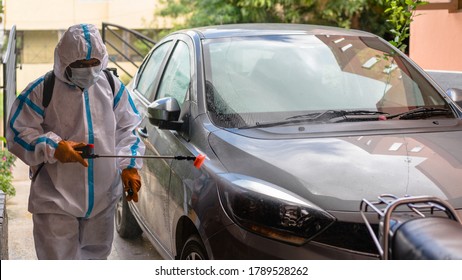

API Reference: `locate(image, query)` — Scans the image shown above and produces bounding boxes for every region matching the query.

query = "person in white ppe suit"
[6,24,145,259]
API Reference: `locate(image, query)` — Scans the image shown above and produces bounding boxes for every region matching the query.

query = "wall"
[3,0,174,90]
[4,0,175,30]
[410,2,462,71]
[21,31,58,63]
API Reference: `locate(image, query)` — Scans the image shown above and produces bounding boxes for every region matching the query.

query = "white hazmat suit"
[6,24,145,259]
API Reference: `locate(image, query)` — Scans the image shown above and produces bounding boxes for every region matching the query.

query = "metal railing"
[2,25,17,137]
[101,22,156,79]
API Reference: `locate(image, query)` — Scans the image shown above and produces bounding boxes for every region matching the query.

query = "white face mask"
[68,65,102,89]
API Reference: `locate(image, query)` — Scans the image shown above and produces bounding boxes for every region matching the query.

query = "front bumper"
[205,221,378,260]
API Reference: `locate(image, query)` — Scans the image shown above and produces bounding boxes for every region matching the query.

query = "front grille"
[313,221,379,254]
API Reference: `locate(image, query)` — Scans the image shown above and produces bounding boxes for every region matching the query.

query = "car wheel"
[180,235,208,260]
[115,196,142,238]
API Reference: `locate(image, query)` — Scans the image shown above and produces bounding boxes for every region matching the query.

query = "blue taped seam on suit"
[36,137,58,149]
[10,77,57,151]
[113,83,124,109]
[84,90,95,218]
[113,84,142,168]
[18,94,44,117]
[129,132,140,169]
[81,24,92,60]
[127,90,140,115]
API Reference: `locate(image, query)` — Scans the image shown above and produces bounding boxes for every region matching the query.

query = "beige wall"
[21,31,58,63]
[20,29,151,64]
[16,64,54,92]
[410,4,462,71]
[4,0,174,90]
[4,0,175,30]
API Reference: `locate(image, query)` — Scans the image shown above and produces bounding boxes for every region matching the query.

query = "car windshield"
[203,34,454,129]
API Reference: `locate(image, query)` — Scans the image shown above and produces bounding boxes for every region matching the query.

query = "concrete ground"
[7,159,162,260]
[427,71,462,91]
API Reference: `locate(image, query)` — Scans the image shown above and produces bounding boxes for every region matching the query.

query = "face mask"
[68,65,102,89]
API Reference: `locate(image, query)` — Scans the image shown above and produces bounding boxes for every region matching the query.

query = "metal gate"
[1,25,17,137]
[102,22,156,80]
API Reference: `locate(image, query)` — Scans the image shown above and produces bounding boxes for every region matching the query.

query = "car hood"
[209,129,462,212]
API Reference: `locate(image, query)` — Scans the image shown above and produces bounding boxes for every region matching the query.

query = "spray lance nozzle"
[74,144,206,169]
[74,144,206,197]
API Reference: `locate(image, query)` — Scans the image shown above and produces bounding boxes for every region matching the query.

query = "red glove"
[54,140,88,167]
[121,168,141,202]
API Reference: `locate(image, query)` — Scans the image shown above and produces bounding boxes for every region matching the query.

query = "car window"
[203,35,452,128]
[156,41,191,107]
[136,41,173,100]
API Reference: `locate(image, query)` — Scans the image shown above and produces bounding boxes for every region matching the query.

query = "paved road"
[427,71,462,91]
[6,159,162,260]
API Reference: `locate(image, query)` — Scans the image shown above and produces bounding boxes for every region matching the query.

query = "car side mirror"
[148,97,183,130]
[446,88,462,108]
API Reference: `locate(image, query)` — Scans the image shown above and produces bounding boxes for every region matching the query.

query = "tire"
[115,196,142,238]
[180,235,208,260]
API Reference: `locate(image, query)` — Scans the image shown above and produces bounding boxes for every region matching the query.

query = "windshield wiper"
[324,110,389,123]
[387,107,452,120]
[238,111,335,129]
[239,110,387,128]
[338,110,388,115]
[287,110,388,122]
[285,111,337,120]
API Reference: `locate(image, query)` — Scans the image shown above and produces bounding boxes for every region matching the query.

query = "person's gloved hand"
[54,140,89,167]
[121,168,141,202]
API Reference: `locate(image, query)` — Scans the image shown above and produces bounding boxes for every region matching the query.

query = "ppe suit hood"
[54,24,108,83]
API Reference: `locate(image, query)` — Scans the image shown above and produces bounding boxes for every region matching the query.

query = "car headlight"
[218,174,335,246]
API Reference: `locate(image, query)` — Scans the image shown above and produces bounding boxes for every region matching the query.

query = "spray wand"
[75,144,205,168]
[75,144,206,196]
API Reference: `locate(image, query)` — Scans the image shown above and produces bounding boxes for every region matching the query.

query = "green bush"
[385,0,428,53]
[0,137,16,197]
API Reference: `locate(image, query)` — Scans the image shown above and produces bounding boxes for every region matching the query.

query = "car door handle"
[137,127,148,138]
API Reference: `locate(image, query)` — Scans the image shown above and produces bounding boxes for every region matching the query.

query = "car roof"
[176,23,376,39]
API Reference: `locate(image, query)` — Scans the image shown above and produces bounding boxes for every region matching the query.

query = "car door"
[133,36,193,257]
[152,36,195,249]
[130,38,176,257]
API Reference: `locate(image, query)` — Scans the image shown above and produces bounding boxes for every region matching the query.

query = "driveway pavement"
[427,71,462,90]
[7,159,162,260]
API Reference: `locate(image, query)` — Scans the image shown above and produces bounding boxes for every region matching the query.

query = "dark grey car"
[116,24,462,260]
